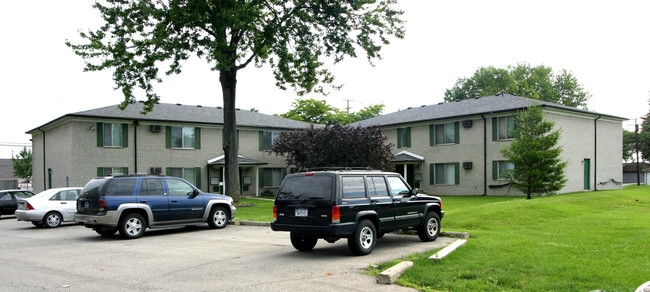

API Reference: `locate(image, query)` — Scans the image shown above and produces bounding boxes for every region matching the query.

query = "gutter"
[594,115,601,191]
[481,114,487,196]
[38,127,46,190]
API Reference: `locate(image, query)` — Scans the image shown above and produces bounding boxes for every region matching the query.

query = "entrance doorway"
[395,164,416,188]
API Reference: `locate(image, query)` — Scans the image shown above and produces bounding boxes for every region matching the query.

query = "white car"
[15,187,82,228]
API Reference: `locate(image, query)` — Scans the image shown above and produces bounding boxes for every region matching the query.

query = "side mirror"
[410,188,419,196]
[192,189,200,196]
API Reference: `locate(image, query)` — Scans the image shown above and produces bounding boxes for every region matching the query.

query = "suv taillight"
[98,199,107,213]
[273,205,277,219]
[332,206,340,223]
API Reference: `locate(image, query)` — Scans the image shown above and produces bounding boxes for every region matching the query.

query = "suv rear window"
[277,175,333,201]
[103,179,137,196]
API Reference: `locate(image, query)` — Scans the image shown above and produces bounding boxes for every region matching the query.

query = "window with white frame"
[432,163,459,185]
[498,116,515,140]
[434,122,457,145]
[497,161,515,180]
[171,127,196,148]
[102,123,122,147]
[169,167,198,186]
[262,131,282,150]
[263,168,284,187]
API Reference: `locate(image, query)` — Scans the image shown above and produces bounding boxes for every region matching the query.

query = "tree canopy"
[270,125,394,171]
[501,105,568,199]
[66,0,404,202]
[278,98,384,124]
[12,147,32,181]
[444,64,591,108]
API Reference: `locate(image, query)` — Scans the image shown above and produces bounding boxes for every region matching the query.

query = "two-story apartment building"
[354,94,625,196]
[27,102,311,194]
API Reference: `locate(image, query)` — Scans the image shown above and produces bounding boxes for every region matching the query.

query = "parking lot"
[0,216,453,291]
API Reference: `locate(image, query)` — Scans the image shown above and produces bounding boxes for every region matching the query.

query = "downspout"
[481,114,487,196]
[38,128,46,190]
[594,115,601,191]
[133,120,138,174]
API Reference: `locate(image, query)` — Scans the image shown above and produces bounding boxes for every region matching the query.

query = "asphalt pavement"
[0,216,454,291]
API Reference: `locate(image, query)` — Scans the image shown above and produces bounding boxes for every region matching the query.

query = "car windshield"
[277,175,333,201]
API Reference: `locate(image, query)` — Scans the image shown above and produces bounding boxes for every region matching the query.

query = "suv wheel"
[348,219,376,256]
[119,213,145,239]
[207,206,228,229]
[290,232,318,252]
[417,212,440,242]
[44,212,62,228]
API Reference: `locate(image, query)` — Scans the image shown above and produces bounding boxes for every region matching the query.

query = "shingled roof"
[29,101,311,133]
[353,94,626,127]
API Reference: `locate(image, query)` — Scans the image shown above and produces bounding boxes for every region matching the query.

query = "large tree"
[444,64,591,109]
[271,125,394,171]
[278,98,384,124]
[67,0,404,202]
[12,147,32,182]
[501,105,568,199]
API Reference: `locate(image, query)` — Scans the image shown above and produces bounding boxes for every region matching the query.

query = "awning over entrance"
[208,154,268,166]
[391,151,425,163]
[207,155,268,197]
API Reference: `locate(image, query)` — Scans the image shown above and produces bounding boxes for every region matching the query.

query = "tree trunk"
[220,67,241,203]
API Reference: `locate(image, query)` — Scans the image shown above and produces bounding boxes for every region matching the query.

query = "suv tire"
[119,213,146,239]
[348,219,376,256]
[290,232,318,252]
[44,212,62,228]
[417,212,440,242]
[207,206,228,229]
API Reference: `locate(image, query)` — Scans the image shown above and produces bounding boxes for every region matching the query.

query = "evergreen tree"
[501,105,567,199]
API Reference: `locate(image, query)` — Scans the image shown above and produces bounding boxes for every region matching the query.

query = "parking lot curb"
[233,220,271,227]
[377,261,414,284]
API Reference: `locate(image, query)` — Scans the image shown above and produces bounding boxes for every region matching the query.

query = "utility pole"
[343,99,355,113]
[634,119,636,186]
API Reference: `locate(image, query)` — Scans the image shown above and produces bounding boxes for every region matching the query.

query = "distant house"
[27,102,312,194]
[623,162,650,184]
[0,159,19,190]
[354,94,626,196]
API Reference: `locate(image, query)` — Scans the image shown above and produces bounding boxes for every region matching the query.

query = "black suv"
[75,175,236,239]
[270,169,444,255]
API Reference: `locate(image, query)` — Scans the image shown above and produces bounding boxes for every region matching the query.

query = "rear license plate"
[295,208,308,217]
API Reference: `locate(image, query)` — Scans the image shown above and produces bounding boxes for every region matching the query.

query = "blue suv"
[75,175,236,239]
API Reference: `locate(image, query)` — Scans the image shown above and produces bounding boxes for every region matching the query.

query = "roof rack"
[299,167,379,172]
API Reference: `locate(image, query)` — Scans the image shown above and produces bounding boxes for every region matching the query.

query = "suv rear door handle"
[141,200,148,203]
[370,199,378,204]
[171,200,178,203]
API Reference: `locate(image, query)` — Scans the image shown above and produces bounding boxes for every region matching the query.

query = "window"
[167,179,195,196]
[104,179,137,196]
[367,176,389,197]
[0,193,12,200]
[168,167,200,187]
[430,163,460,185]
[397,127,411,148]
[97,167,128,177]
[387,176,409,196]
[260,131,282,151]
[139,178,164,196]
[97,123,127,147]
[172,127,195,148]
[494,161,515,180]
[50,189,80,201]
[493,116,515,141]
[262,168,285,187]
[277,175,333,200]
[431,122,459,145]
[342,176,366,198]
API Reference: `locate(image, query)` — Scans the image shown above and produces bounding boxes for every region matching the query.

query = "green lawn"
[368,185,650,291]
[235,197,275,222]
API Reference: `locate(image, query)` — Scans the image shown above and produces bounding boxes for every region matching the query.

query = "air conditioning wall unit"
[150,125,162,132]
[150,167,162,175]
[462,120,473,128]
[462,162,473,169]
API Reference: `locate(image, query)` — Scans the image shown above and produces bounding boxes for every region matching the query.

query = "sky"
[1,0,649,159]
